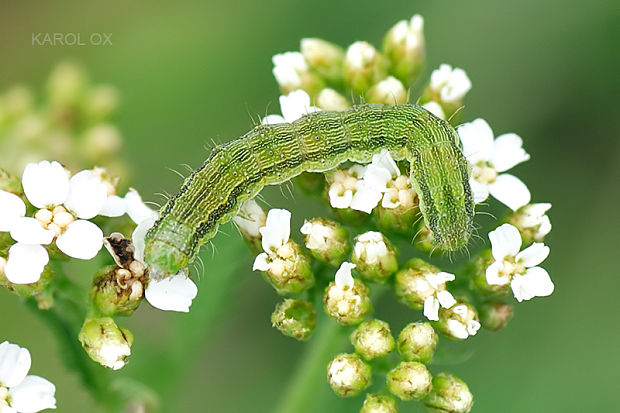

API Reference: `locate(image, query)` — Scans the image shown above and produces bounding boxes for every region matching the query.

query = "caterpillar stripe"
[144,103,474,277]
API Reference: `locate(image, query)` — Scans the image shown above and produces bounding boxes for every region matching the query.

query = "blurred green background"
[1,0,619,411]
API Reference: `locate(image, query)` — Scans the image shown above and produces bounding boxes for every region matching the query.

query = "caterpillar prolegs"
[144,103,474,277]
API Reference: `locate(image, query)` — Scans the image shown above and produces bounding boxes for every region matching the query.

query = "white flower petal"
[490,133,530,173]
[350,181,382,214]
[1,405,17,413]
[145,272,198,312]
[0,190,26,232]
[99,195,126,217]
[272,52,307,90]
[261,114,286,125]
[21,161,70,208]
[56,220,103,259]
[537,216,552,239]
[511,267,554,302]
[439,67,471,103]
[0,341,31,388]
[516,242,550,268]
[520,203,552,227]
[252,252,271,271]
[488,224,522,261]
[457,118,494,164]
[485,261,511,286]
[124,189,158,225]
[446,319,468,339]
[421,101,445,120]
[9,217,55,245]
[300,221,331,250]
[370,149,400,178]
[131,216,157,262]
[259,209,291,253]
[328,186,353,209]
[232,200,265,238]
[437,290,456,309]
[488,174,531,211]
[469,178,489,204]
[279,90,319,123]
[8,375,56,412]
[4,244,49,284]
[467,320,481,336]
[423,296,440,321]
[335,262,355,289]
[64,170,108,219]
[362,164,392,192]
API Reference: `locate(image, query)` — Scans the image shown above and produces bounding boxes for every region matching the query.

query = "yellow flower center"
[35,205,75,236]
[472,163,498,184]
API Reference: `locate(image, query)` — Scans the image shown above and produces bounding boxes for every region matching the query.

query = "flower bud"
[1,86,33,121]
[423,373,473,413]
[393,258,454,314]
[383,14,425,87]
[91,264,145,317]
[478,300,513,332]
[374,175,419,235]
[84,85,119,119]
[507,203,552,245]
[366,76,407,105]
[232,200,266,252]
[360,394,398,413]
[421,64,471,121]
[412,222,434,252]
[350,319,395,360]
[300,38,345,84]
[47,61,86,106]
[316,88,350,111]
[260,241,314,295]
[79,317,133,370]
[80,124,122,163]
[324,262,372,325]
[327,353,371,397]
[0,257,52,303]
[271,299,317,341]
[386,361,431,401]
[272,52,324,97]
[0,168,23,194]
[343,41,387,96]
[435,300,481,341]
[468,250,510,296]
[352,231,398,284]
[397,322,437,363]
[300,218,350,267]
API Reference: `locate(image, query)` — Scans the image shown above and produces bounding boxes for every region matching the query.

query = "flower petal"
[437,290,456,309]
[232,200,266,238]
[0,190,26,232]
[21,160,70,208]
[421,101,445,120]
[516,242,550,267]
[252,252,271,271]
[370,149,400,178]
[9,217,55,245]
[64,170,108,219]
[488,174,531,211]
[279,90,319,123]
[423,296,440,321]
[9,375,56,412]
[259,209,291,253]
[4,244,49,284]
[56,220,103,259]
[99,195,126,217]
[0,341,31,388]
[485,261,511,286]
[490,133,530,173]
[124,189,158,225]
[488,224,522,261]
[520,203,552,227]
[537,216,552,239]
[469,178,489,204]
[511,267,554,302]
[446,319,469,339]
[350,181,382,213]
[131,216,157,262]
[328,186,353,209]
[334,262,355,289]
[145,272,198,312]
[457,118,494,164]
[362,164,392,192]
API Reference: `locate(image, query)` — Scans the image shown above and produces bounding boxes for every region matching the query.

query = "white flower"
[367,76,407,105]
[316,88,349,111]
[421,101,446,120]
[272,52,309,91]
[299,220,333,250]
[252,209,291,271]
[262,90,320,125]
[0,341,56,412]
[514,203,552,241]
[353,232,388,265]
[389,14,424,51]
[486,223,554,302]
[345,41,379,70]
[334,262,355,289]
[123,188,158,225]
[429,64,472,103]
[421,272,457,321]
[444,304,481,340]
[458,118,531,210]
[0,161,112,284]
[232,199,266,238]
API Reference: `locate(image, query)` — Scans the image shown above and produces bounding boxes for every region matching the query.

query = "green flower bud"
[423,373,473,413]
[411,222,434,253]
[1,86,34,121]
[300,38,345,85]
[84,85,119,119]
[47,61,86,106]
[327,353,371,397]
[324,263,372,325]
[260,241,315,295]
[91,264,145,317]
[393,258,451,310]
[79,317,133,370]
[397,322,437,363]
[360,393,398,413]
[271,299,317,341]
[272,52,325,97]
[506,203,552,245]
[435,300,481,341]
[300,218,350,267]
[374,175,420,235]
[468,250,510,296]
[232,200,266,252]
[343,41,387,96]
[0,168,23,194]
[478,300,513,332]
[352,231,398,284]
[351,319,395,360]
[383,14,425,87]
[366,76,407,105]
[316,88,350,111]
[386,361,431,401]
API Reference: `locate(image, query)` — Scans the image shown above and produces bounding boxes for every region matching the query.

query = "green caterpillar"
[144,103,474,278]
